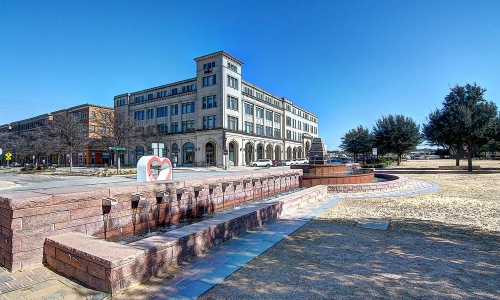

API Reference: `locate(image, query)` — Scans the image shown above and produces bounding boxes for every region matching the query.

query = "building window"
[274,128,281,138]
[244,103,254,115]
[243,86,253,96]
[256,106,264,118]
[134,110,145,120]
[228,116,238,130]
[203,95,217,109]
[182,101,195,114]
[286,130,291,140]
[203,115,218,129]
[286,117,292,126]
[182,84,195,93]
[148,93,153,100]
[256,124,264,136]
[202,74,217,87]
[171,88,178,95]
[157,106,167,118]
[227,95,238,111]
[244,121,253,134]
[266,126,272,137]
[227,75,239,90]
[171,104,179,116]
[157,124,167,134]
[147,108,154,119]
[171,122,179,134]
[203,61,215,72]
[182,120,195,133]
[102,126,110,136]
[227,62,238,72]
[91,125,95,133]
[274,113,281,123]
[266,110,273,121]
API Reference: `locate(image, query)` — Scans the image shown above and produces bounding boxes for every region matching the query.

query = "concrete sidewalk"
[0,178,439,300]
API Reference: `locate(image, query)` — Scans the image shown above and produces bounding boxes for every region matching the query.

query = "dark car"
[273,160,286,166]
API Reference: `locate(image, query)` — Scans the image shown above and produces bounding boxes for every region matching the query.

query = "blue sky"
[1,0,499,150]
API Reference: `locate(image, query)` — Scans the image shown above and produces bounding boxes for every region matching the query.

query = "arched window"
[183,142,195,164]
[257,144,264,159]
[171,143,179,164]
[229,142,237,166]
[206,142,215,166]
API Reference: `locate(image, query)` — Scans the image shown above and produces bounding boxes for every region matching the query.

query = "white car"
[250,159,273,167]
[295,158,309,164]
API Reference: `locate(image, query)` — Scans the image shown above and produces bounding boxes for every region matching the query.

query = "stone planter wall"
[0,169,301,271]
[43,185,327,295]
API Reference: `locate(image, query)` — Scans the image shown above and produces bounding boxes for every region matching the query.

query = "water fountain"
[295,138,375,187]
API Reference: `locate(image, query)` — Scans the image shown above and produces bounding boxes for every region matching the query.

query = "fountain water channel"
[98,172,302,244]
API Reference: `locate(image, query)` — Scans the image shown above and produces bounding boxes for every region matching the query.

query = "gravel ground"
[200,159,500,299]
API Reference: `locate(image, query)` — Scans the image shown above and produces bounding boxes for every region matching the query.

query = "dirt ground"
[200,159,500,299]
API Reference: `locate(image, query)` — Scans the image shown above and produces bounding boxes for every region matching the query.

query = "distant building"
[114,51,318,167]
[0,104,114,165]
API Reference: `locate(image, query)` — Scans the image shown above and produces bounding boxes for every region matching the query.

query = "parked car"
[9,162,21,167]
[273,160,287,166]
[283,160,294,165]
[328,158,343,164]
[250,159,272,167]
[295,158,309,164]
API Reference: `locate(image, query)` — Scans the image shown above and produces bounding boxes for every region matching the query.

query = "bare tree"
[93,108,140,171]
[46,111,89,171]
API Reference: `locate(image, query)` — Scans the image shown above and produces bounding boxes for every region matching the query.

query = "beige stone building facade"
[114,51,318,167]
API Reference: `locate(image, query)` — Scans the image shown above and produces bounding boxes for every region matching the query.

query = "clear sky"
[1,0,499,150]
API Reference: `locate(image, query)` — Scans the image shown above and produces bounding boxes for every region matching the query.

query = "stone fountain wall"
[0,169,301,272]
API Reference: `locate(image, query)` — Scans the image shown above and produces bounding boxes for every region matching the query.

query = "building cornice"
[194,51,244,66]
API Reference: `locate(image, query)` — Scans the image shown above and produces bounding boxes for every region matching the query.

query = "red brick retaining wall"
[0,170,301,271]
[301,171,375,187]
[43,185,327,295]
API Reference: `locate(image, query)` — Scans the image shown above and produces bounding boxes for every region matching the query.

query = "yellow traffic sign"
[5,152,12,160]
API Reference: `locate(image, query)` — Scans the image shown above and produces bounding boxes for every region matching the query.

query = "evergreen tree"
[340,126,373,162]
[372,114,421,165]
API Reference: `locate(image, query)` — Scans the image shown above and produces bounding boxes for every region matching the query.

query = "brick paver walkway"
[0,179,439,300]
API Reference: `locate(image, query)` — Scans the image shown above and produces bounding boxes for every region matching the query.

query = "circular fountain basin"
[292,164,375,187]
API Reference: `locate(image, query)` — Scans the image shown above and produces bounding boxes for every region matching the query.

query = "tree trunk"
[455,145,460,167]
[397,154,401,166]
[69,152,73,172]
[467,145,473,172]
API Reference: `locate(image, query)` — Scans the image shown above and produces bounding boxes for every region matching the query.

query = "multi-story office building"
[0,104,114,165]
[114,51,318,167]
